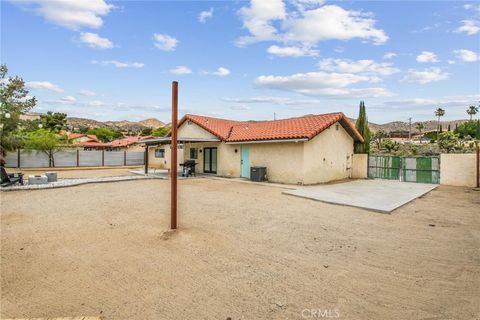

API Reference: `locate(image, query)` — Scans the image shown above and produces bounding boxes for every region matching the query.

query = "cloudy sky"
[2,0,479,123]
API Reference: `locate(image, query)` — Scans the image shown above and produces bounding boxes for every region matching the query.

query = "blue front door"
[241,146,250,178]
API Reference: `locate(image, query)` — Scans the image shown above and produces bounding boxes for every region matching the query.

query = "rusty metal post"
[171,81,178,229]
[144,145,149,174]
[476,144,479,188]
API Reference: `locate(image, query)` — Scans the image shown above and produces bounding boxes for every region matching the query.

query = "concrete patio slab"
[283,179,438,213]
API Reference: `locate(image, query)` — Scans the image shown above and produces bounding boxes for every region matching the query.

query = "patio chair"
[180,160,197,177]
[1,166,24,187]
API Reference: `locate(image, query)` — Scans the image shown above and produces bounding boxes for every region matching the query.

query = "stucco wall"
[440,153,477,187]
[352,154,368,179]
[248,142,305,184]
[178,121,217,140]
[302,123,354,184]
[148,145,184,170]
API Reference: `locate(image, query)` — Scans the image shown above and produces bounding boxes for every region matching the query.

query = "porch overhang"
[225,138,308,145]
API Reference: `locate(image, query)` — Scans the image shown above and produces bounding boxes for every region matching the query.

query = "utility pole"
[171,81,178,229]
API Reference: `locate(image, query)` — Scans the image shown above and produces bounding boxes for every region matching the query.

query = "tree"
[437,131,459,153]
[455,120,479,139]
[141,127,153,136]
[447,124,451,131]
[434,107,445,139]
[152,126,170,137]
[466,105,479,120]
[0,65,36,154]
[354,101,370,154]
[40,111,67,132]
[86,128,122,142]
[383,139,400,153]
[24,129,67,167]
[415,122,425,134]
[372,130,387,149]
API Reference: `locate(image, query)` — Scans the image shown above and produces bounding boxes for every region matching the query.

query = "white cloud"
[236,0,286,46]
[153,33,178,51]
[229,105,252,111]
[318,58,400,76]
[198,8,214,23]
[237,2,388,47]
[454,49,479,62]
[79,32,113,49]
[455,20,480,35]
[255,71,392,98]
[169,66,192,75]
[401,68,449,84]
[79,90,96,96]
[416,51,439,63]
[46,95,77,104]
[267,45,318,57]
[212,67,231,76]
[383,52,397,59]
[15,0,113,30]
[91,60,144,68]
[223,96,320,105]
[86,100,105,107]
[26,81,63,92]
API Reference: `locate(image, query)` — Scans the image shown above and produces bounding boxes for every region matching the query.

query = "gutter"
[225,138,308,145]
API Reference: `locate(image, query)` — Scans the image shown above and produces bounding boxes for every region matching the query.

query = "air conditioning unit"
[250,166,267,182]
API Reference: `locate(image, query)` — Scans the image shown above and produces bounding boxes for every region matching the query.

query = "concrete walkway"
[283,179,438,213]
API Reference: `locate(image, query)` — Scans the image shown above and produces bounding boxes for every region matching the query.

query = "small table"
[28,175,48,185]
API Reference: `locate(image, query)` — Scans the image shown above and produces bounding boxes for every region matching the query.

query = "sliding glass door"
[203,147,217,174]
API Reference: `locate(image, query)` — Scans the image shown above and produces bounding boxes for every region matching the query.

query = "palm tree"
[434,107,445,139]
[466,105,479,120]
[415,122,425,134]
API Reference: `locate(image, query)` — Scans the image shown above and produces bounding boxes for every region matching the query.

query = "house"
[141,112,363,185]
[67,133,110,150]
[109,136,154,151]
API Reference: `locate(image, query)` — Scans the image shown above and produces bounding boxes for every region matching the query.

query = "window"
[155,148,165,158]
[190,148,198,159]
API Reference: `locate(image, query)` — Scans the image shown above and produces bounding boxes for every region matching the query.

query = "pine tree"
[354,101,371,154]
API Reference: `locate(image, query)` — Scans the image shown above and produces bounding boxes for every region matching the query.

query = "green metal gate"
[368,155,440,184]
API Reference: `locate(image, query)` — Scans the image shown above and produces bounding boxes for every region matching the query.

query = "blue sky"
[2,0,479,124]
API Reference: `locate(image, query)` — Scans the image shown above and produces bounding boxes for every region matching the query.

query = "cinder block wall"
[440,154,477,187]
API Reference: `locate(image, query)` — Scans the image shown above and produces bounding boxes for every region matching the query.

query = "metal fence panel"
[79,150,103,167]
[369,155,440,184]
[4,151,18,167]
[54,150,78,167]
[368,155,400,180]
[20,150,50,168]
[126,151,144,165]
[104,151,125,166]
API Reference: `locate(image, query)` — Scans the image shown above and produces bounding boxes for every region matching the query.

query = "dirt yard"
[1,178,479,319]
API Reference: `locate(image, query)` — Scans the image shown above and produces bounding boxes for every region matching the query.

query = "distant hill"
[67,117,167,132]
[66,115,470,134]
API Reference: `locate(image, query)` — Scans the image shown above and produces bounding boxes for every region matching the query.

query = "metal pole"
[476,144,479,188]
[144,145,149,174]
[171,81,178,229]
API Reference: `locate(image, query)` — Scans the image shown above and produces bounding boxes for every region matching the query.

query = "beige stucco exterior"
[440,153,477,187]
[352,154,368,179]
[148,120,358,184]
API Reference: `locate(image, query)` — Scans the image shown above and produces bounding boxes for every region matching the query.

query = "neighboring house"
[110,136,154,151]
[67,133,110,150]
[142,112,363,184]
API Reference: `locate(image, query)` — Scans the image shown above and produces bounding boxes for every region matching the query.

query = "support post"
[145,145,149,174]
[171,81,178,229]
[476,144,479,188]
[124,150,127,166]
[76,149,80,167]
[17,149,20,168]
[102,150,105,167]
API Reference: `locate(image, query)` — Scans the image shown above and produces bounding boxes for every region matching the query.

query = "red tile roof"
[67,133,100,142]
[178,113,363,142]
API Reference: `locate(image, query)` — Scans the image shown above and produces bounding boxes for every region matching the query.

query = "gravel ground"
[1,179,479,319]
